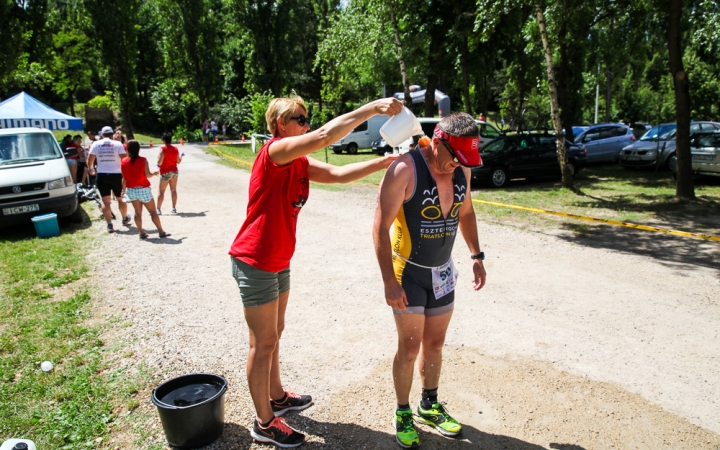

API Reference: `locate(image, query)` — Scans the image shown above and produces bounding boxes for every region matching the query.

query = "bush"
[87,91,116,110]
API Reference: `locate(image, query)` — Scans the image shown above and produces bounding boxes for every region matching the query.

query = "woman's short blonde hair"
[265,96,307,136]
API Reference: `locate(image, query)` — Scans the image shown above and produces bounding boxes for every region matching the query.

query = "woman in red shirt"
[156,132,183,215]
[121,140,170,239]
[229,96,402,447]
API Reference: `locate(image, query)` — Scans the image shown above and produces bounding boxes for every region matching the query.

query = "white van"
[330,115,389,154]
[0,127,80,226]
[395,118,503,154]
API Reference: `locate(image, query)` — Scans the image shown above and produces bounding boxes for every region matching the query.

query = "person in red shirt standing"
[229,95,402,447]
[120,140,170,239]
[156,132,182,215]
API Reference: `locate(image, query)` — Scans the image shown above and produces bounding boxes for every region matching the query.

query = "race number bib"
[431,259,458,300]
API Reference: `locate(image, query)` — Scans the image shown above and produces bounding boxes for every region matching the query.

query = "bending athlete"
[372,112,487,448]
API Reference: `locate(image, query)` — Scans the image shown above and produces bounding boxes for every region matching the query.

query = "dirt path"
[92,143,720,449]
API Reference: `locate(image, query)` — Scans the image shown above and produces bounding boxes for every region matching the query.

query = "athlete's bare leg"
[418,310,453,390]
[393,313,425,405]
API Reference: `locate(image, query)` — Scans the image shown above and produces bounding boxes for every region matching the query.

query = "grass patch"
[472,163,720,234]
[0,208,147,448]
[206,143,389,189]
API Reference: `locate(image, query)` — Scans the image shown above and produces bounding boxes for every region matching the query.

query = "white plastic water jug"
[0,439,36,450]
[379,107,423,147]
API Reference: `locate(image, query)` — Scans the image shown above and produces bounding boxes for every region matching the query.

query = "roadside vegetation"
[0,206,148,448]
[208,144,720,236]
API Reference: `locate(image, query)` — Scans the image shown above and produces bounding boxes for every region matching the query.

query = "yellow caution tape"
[208,146,254,167]
[210,145,719,242]
[472,199,720,242]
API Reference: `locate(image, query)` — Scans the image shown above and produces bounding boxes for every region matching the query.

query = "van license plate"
[3,204,40,215]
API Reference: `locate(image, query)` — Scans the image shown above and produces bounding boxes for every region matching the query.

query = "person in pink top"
[229,95,402,447]
[120,140,170,239]
[156,132,183,215]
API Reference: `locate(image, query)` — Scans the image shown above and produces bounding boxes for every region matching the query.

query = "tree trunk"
[121,105,134,139]
[387,1,411,107]
[424,74,437,117]
[537,5,573,190]
[461,52,472,114]
[605,68,613,122]
[668,0,694,199]
[604,18,614,122]
[68,90,75,117]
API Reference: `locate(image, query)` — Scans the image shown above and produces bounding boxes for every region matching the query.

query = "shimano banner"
[0,92,83,130]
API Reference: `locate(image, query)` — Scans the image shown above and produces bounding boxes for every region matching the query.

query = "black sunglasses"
[439,138,460,164]
[289,115,308,126]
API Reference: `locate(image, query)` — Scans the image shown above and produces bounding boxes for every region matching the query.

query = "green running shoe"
[394,409,420,448]
[416,402,462,436]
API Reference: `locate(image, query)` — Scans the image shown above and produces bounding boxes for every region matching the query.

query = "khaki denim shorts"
[231,257,290,307]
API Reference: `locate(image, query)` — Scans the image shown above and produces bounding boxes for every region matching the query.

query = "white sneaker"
[157,208,162,215]
[171,208,177,214]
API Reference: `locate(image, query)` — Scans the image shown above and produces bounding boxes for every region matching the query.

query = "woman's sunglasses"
[289,115,308,126]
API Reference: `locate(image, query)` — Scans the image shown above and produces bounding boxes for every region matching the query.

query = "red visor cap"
[433,126,483,167]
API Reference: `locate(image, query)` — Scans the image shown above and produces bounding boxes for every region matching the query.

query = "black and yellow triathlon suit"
[392,147,467,316]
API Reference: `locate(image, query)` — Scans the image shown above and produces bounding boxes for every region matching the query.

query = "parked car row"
[471,134,587,187]
[618,121,720,170]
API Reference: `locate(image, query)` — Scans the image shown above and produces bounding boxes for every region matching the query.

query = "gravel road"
[92,143,720,450]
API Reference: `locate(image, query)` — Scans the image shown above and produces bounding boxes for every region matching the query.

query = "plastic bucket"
[31,213,60,238]
[151,373,228,448]
[379,107,423,147]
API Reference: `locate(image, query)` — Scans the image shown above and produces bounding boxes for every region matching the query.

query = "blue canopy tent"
[0,92,83,130]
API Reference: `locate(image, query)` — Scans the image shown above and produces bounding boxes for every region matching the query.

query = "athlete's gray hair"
[438,112,478,138]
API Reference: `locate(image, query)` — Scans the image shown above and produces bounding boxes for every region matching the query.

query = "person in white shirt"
[87,126,129,233]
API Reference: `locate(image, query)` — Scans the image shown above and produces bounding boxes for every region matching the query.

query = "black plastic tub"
[151,373,228,448]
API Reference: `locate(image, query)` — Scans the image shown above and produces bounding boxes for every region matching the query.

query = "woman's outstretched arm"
[268,98,402,166]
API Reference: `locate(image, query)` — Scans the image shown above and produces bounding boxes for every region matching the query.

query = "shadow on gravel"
[206,420,563,449]
[175,211,208,218]
[556,222,720,272]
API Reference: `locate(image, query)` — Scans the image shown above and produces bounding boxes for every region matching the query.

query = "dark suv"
[471,134,588,187]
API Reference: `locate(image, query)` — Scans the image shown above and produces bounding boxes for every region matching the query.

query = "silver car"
[574,123,635,162]
[619,121,720,170]
[689,131,720,178]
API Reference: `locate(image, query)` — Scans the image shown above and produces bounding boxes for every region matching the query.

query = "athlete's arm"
[157,151,164,167]
[86,153,95,171]
[268,98,402,166]
[306,155,398,184]
[372,155,414,310]
[457,167,486,291]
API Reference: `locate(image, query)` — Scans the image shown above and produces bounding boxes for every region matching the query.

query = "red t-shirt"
[229,138,310,272]
[121,156,151,188]
[159,145,179,174]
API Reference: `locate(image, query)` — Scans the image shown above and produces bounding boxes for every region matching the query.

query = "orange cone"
[242,134,245,143]
[215,136,219,143]
[149,139,153,147]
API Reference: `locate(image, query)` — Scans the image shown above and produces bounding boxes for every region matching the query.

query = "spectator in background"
[156,131,182,215]
[87,126,129,233]
[74,135,88,185]
[61,134,80,183]
[211,119,218,141]
[203,119,209,142]
[121,140,170,239]
[222,123,227,141]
